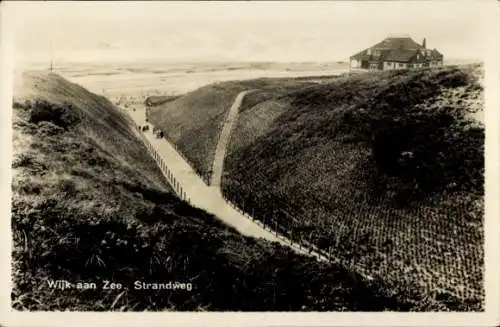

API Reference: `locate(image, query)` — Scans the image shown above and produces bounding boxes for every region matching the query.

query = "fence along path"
[125,99,334,263]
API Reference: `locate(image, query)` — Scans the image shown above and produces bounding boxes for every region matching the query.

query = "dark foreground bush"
[24,100,81,130]
[12,191,406,311]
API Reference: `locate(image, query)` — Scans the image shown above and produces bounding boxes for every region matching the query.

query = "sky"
[6,1,495,64]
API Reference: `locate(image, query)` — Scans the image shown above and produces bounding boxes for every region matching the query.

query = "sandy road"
[211,90,252,187]
[126,97,329,262]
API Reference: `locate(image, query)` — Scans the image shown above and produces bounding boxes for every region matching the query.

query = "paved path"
[211,90,252,187]
[125,99,330,262]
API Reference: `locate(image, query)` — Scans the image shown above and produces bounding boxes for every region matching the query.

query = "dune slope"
[148,76,337,183]
[222,65,484,310]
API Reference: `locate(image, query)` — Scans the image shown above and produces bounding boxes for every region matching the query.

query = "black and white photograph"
[1,0,499,325]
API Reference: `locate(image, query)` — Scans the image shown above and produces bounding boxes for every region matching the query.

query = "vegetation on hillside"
[148,75,338,183]
[12,72,407,311]
[340,68,483,201]
[221,65,484,311]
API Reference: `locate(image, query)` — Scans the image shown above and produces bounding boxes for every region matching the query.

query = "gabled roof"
[371,37,423,51]
[350,37,423,60]
[350,49,370,61]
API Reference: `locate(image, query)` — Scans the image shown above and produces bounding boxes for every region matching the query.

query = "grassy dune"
[145,95,182,107]
[148,76,338,183]
[221,65,484,310]
[12,71,406,311]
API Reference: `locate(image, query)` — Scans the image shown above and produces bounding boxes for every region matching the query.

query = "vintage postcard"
[0,0,499,326]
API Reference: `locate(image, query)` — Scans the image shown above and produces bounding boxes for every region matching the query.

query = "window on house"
[408,64,413,68]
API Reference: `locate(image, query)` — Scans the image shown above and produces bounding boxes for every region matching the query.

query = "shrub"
[26,100,80,129]
[13,101,25,109]
[367,103,483,201]
[37,121,65,136]
[58,179,78,198]
[12,153,35,169]
[12,152,48,174]
[341,68,484,201]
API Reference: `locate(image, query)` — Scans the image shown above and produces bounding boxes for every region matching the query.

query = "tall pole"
[49,39,54,72]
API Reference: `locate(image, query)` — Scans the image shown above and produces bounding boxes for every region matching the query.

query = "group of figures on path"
[139,123,164,139]
[153,126,165,139]
[138,107,164,139]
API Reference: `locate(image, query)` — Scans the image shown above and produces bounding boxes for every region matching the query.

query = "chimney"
[422,38,426,49]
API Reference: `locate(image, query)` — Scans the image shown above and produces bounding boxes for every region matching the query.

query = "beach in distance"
[20,56,477,101]
[20,61,351,98]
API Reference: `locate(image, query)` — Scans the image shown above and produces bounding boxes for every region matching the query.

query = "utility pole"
[49,39,54,72]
